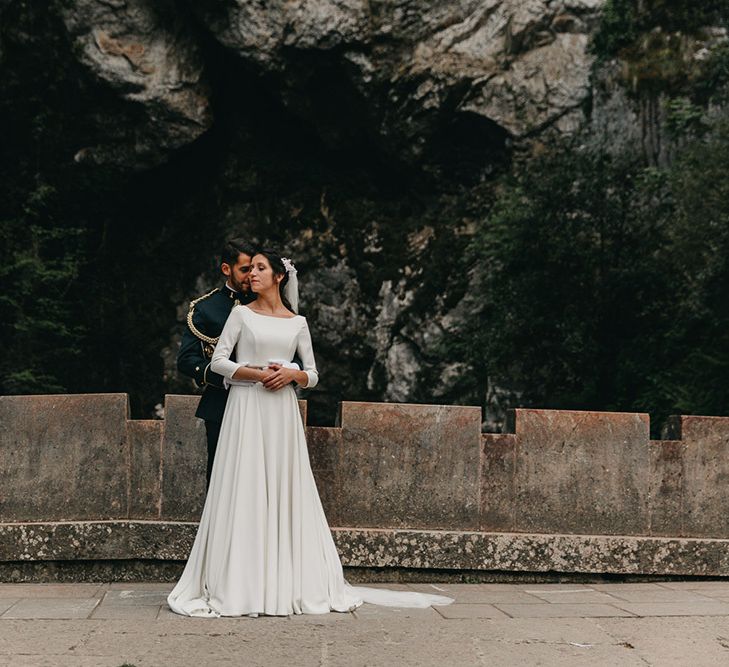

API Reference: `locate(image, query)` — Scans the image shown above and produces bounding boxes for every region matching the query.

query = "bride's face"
[249,254,282,294]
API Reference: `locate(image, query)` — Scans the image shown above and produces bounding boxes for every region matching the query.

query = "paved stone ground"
[2,581,729,665]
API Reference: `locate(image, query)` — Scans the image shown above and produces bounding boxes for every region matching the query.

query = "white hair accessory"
[281,257,299,313]
[282,257,296,275]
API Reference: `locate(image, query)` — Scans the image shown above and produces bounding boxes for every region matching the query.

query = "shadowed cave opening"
[0,5,508,424]
[426,111,512,184]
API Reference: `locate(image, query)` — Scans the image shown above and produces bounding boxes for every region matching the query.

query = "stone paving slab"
[290,609,357,623]
[0,657,127,667]
[0,583,104,598]
[657,580,729,591]
[523,589,621,604]
[108,582,174,591]
[612,601,729,617]
[353,604,440,620]
[0,613,727,666]
[514,582,593,590]
[480,617,620,644]
[598,616,729,666]
[591,582,668,592]
[90,604,161,620]
[467,639,649,667]
[495,603,635,618]
[0,600,18,615]
[156,605,188,620]
[0,619,92,654]
[605,588,714,603]
[433,603,509,619]
[0,616,661,667]
[2,597,100,619]
[101,589,170,606]
[0,583,729,665]
[408,583,544,604]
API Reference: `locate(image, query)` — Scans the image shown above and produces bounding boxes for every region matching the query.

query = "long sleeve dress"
[167,305,452,616]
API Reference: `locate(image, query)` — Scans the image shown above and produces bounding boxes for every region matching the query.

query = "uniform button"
[195,366,200,371]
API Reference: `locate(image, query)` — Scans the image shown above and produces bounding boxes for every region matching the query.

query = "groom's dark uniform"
[177,284,255,488]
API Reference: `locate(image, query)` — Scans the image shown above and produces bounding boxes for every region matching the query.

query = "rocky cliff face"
[3,0,721,425]
[56,0,604,170]
[35,0,606,422]
[58,0,211,167]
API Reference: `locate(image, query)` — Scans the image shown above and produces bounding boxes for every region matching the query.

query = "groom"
[177,238,257,488]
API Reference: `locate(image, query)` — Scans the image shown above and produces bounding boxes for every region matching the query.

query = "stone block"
[127,420,163,520]
[159,395,207,521]
[480,433,517,531]
[331,528,729,576]
[0,521,198,561]
[307,426,340,472]
[0,394,129,522]
[648,439,686,536]
[668,415,729,538]
[508,408,651,535]
[306,426,344,524]
[334,401,482,530]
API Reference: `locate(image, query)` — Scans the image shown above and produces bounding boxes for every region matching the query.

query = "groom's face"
[222,253,253,293]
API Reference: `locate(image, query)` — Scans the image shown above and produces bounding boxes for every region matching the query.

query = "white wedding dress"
[167,305,452,617]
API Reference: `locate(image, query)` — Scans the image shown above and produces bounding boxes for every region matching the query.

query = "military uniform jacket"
[177,285,255,423]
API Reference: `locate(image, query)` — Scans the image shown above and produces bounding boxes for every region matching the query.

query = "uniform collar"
[222,282,247,302]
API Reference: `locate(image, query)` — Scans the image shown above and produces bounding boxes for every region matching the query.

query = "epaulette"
[186,288,219,355]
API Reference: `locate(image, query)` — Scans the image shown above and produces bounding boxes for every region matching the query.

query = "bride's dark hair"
[253,248,294,313]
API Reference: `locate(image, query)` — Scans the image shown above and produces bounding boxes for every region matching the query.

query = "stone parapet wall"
[1,393,729,578]
[481,409,729,538]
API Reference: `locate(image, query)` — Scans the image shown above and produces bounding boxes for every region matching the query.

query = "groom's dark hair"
[221,238,256,267]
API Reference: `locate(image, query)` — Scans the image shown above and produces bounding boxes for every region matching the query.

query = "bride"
[167,248,452,617]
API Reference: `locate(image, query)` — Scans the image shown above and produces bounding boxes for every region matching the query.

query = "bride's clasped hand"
[167,248,453,617]
[258,363,300,392]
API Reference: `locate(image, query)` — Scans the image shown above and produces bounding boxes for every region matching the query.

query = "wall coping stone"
[1,521,728,577]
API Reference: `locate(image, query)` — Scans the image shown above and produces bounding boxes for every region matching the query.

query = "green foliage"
[655,118,729,415]
[592,0,640,58]
[623,31,705,96]
[0,183,87,394]
[691,40,729,105]
[664,97,706,137]
[0,6,176,413]
[457,117,729,430]
[593,0,729,59]
[593,0,729,98]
